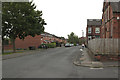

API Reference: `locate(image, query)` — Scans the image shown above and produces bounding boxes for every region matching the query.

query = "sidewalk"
[73,48,119,68]
[2,49,42,60]
[2,47,62,60]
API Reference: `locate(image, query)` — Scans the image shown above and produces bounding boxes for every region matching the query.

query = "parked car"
[70,44,74,47]
[65,43,70,47]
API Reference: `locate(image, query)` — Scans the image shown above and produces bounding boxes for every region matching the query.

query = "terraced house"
[86,19,102,40]
[101,1,120,38]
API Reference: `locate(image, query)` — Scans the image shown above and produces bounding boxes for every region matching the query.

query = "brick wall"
[101,2,120,38]
[4,45,13,50]
[15,35,41,49]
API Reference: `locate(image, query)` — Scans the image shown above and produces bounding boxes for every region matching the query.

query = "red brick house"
[40,32,65,44]
[4,32,66,50]
[40,32,54,44]
[101,1,120,38]
[86,19,102,40]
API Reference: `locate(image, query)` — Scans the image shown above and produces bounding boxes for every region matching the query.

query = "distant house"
[86,19,102,40]
[79,37,87,44]
[101,1,120,38]
[40,32,66,44]
[40,32,54,44]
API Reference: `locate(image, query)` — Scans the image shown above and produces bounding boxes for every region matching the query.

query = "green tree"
[2,2,46,53]
[68,32,79,44]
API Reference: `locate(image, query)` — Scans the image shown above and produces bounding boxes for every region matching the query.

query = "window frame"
[88,27,92,33]
[95,27,100,34]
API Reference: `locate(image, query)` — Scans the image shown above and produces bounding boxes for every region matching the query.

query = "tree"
[68,32,79,44]
[2,1,46,53]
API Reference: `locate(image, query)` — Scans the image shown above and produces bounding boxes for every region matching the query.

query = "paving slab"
[74,48,119,68]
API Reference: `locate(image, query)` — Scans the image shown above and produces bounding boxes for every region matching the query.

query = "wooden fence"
[88,38,120,55]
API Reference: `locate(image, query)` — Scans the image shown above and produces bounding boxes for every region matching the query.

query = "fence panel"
[88,38,119,55]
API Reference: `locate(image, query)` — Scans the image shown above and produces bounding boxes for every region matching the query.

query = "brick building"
[40,32,66,44]
[86,19,102,40]
[15,32,66,49]
[15,35,42,49]
[4,32,67,50]
[101,1,120,38]
[40,32,55,44]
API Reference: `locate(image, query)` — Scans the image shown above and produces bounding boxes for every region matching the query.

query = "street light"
[82,30,84,37]
[81,30,84,44]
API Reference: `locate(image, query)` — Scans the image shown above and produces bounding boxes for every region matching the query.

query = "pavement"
[73,48,119,68]
[2,48,60,60]
[2,49,43,60]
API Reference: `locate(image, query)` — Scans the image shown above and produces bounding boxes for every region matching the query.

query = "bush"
[48,43,56,48]
[74,43,77,46]
[38,43,56,49]
[38,45,42,48]
[38,44,48,49]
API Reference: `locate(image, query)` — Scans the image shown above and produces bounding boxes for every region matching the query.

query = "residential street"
[3,46,118,78]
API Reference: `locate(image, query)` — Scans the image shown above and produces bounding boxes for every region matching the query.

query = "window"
[95,35,100,38]
[95,27,100,33]
[88,27,92,33]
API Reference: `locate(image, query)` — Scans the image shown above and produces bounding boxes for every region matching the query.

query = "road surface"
[3,46,118,78]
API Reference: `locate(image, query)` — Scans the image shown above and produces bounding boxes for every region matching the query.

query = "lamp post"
[81,30,84,44]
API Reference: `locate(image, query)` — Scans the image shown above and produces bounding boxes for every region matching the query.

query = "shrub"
[74,43,77,46]
[48,43,56,48]
[38,44,48,49]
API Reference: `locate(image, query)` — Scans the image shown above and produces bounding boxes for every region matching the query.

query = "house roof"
[87,19,102,26]
[103,0,120,13]
[110,2,120,12]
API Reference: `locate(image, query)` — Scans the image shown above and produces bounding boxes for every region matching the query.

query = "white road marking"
[90,68,104,70]
[80,49,83,51]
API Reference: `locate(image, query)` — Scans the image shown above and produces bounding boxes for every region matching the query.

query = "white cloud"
[33,0,104,38]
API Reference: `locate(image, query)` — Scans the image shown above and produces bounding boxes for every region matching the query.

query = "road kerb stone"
[73,60,120,68]
[73,61,81,66]
[80,58,85,61]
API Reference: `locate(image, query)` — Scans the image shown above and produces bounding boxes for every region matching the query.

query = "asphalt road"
[3,46,118,78]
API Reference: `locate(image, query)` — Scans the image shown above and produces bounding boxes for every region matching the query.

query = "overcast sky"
[32,0,104,38]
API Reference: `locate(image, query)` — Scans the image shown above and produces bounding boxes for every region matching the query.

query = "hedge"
[47,43,56,48]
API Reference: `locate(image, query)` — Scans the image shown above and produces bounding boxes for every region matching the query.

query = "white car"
[65,43,70,47]
[70,44,74,47]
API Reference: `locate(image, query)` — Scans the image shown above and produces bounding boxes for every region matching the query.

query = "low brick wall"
[15,35,41,49]
[4,45,13,50]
